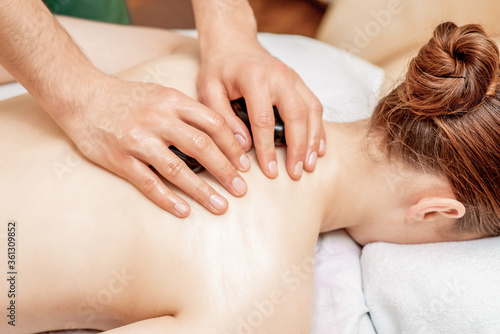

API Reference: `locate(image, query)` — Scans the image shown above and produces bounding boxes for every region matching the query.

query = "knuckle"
[274,61,291,77]
[164,158,184,178]
[162,89,183,105]
[309,132,322,147]
[292,140,307,153]
[155,193,167,208]
[124,129,145,148]
[111,153,130,170]
[230,140,242,154]
[195,182,210,196]
[253,112,274,129]
[310,101,324,116]
[198,82,222,105]
[193,133,212,152]
[210,112,227,131]
[210,162,236,186]
[76,139,101,160]
[285,105,307,121]
[189,182,212,203]
[219,162,235,178]
[141,177,159,195]
[201,79,220,93]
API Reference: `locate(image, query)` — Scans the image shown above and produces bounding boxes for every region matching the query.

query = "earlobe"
[406,197,466,224]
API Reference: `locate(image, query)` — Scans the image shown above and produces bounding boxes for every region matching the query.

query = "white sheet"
[0,32,383,334]
[0,81,27,101]
[313,231,376,334]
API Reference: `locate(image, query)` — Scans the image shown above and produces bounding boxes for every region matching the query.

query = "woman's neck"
[314,120,399,233]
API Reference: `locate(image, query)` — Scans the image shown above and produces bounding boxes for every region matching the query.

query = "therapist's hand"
[198,39,326,180]
[0,0,249,218]
[49,74,250,217]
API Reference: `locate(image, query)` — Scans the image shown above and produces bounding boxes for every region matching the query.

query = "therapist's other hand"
[50,75,249,217]
[197,39,326,180]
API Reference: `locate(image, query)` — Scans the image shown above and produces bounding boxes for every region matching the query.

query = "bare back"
[0,50,324,333]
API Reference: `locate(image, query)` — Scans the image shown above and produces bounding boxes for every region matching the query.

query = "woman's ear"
[406,197,466,224]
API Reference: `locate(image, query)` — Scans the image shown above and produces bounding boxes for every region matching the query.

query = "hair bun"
[403,22,499,117]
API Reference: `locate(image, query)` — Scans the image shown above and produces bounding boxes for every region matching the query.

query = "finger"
[295,81,325,171]
[178,100,251,173]
[244,84,278,179]
[319,127,327,157]
[275,89,308,180]
[162,121,247,199]
[138,143,231,215]
[118,156,192,218]
[199,82,253,153]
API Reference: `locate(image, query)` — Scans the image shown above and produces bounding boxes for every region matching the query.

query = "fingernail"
[319,139,326,155]
[209,194,227,211]
[232,176,247,195]
[174,202,189,216]
[268,160,278,177]
[307,151,318,168]
[294,161,303,178]
[235,133,246,148]
[239,154,251,171]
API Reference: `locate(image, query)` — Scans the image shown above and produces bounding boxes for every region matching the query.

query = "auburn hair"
[370,22,500,236]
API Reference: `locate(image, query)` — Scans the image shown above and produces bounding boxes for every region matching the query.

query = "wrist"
[193,0,258,54]
[199,28,258,53]
[38,67,110,125]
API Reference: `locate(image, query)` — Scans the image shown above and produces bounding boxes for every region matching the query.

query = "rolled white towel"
[361,236,500,334]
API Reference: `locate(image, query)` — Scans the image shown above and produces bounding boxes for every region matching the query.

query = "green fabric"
[43,0,130,25]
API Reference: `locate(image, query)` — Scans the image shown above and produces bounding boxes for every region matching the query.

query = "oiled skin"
[0,51,326,333]
[1,16,480,334]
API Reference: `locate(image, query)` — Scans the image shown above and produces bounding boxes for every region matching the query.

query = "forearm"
[191,0,258,52]
[0,0,104,118]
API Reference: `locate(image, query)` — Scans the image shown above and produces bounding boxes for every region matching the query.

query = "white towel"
[312,230,376,334]
[361,236,500,334]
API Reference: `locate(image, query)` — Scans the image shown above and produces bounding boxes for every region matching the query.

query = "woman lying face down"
[0,22,499,333]
[349,21,500,245]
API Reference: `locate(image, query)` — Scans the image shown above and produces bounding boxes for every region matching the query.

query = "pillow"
[361,237,500,334]
[257,33,385,122]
